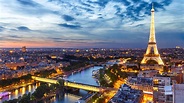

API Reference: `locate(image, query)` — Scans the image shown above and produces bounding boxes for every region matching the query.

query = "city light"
[0,1,183,103]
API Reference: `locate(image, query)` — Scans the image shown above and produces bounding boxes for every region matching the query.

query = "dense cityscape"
[0,0,184,103]
[0,46,184,103]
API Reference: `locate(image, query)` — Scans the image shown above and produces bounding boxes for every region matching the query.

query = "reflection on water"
[21,87,25,95]
[15,89,18,98]
[50,93,81,103]
[66,66,100,86]
[0,66,102,103]
[0,82,40,103]
[28,85,31,92]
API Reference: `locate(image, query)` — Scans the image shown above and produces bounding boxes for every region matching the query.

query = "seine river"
[0,66,102,103]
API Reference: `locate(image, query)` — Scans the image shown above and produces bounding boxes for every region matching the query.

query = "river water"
[0,66,102,103]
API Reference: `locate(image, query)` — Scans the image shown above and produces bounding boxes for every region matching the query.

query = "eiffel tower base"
[141,56,164,65]
[140,63,164,73]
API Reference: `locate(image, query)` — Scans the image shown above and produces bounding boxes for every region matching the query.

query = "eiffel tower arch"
[141,4,164,65]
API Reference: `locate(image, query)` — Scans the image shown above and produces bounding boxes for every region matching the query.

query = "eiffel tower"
[141,4,164,65]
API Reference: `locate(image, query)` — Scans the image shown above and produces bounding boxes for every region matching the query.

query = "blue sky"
[0,0,183,48]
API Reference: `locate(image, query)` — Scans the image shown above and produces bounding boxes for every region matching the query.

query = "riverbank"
[63,62,105,77]
[63,64,95,76]
[0,69,57,92]
[0,81,35,92]
[91,64,129,103]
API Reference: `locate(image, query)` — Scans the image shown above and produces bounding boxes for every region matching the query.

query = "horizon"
[0,0,183,48]
[0,47,182,49]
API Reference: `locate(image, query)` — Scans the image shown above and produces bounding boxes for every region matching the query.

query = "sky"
[0,0,183,48]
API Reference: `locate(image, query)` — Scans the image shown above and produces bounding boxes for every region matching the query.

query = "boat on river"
[0,92,11,99]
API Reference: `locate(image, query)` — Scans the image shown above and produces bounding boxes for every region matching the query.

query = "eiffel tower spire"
[141,3,164,65]
[149,3,156,43]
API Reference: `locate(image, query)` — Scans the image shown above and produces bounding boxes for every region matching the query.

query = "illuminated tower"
[141,4,164,65]
[22,46,26,53]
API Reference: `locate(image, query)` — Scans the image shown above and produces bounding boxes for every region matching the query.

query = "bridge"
[32,76,106,92]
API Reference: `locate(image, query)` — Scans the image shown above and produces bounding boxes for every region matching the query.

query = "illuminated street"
[142,94,153,103]
[113,79,125,89]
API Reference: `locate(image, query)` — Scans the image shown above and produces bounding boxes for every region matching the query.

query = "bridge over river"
[32,76,116,92]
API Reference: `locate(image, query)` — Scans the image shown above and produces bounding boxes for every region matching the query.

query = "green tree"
[32,83,50,99]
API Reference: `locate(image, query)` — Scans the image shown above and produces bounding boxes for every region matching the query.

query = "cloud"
[114,0,173,23]
[62,15,75,21]
[134,24,145,27]
[53,38,90,42]
[0,0,183,48]
[49,37,108,44]
[0,35,22,42]
[58,23,81,29]
[87,0,109,7]
[0,26,5,32]
[17,26,31,31]
[8,35,22,38]
[114,0,131,6]
[16,0,39,7]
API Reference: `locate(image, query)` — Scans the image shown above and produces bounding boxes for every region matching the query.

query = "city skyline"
[0,0,183,48]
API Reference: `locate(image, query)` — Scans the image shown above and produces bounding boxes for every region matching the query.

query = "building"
[5,62,27,70]
[164,86,173,103]
[126,77,153,93]
[173,84,184,103]
[153,77,171,103]
[138,70,158,78]
[109,84,143,103]
[141,65,164,73]
[22,46,26,52]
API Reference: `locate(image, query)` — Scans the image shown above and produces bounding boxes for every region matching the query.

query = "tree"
[32,83,52,100]
[19,93,31,103]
